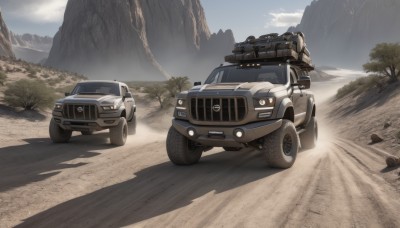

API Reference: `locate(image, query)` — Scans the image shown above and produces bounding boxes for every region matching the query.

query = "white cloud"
[265,10,304,28]
[1,0,68,23]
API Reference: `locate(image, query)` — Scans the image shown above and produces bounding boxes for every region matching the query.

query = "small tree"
[165,76,191,98]
[144,84,169,109]
[4,79,56,110]
[0,71,7,86]
[363,43,400,82]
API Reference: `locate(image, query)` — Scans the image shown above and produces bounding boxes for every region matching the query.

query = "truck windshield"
[71,82,120,96]
[205,65,287,85]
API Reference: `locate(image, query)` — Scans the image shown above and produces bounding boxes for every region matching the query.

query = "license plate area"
[208,131,225,139]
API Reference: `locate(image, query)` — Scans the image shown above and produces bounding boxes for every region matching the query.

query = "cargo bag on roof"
[225,32,313,70]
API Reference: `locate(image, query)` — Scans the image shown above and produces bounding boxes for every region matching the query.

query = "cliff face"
[47,0,168,81]
[290,0,400,69]
[0,11,14,58]
[46,0,234,81]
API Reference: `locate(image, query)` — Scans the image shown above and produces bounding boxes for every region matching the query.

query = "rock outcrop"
[10,32,53,63]
[46,0,234,81]
[289,0,400,69]
[0,11,14,58]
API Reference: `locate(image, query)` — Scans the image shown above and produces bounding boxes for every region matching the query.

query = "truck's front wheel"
[49,118,72,143]
[109,117,128,146]
[262,120,299,169]
[166,127,203,165]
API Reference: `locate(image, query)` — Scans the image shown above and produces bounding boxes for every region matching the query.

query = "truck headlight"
[255,97,275,111]
[54,103,63,110]
[176,99,186,110]
[102,105,118,111]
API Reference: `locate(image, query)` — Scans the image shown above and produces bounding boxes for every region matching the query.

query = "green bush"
[336,75,383,99]
[4,79,56,110]
[0,71,7,86]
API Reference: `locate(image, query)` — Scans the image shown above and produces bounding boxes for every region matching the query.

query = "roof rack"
[225,32,315,71]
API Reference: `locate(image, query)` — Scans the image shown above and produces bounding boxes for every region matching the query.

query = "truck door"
[290,68,306,126]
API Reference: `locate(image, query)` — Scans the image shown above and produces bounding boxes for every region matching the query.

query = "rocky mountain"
[46,0,234,81]
[10,33,53,63]
[0,11,14,58]
[290,0,400,69]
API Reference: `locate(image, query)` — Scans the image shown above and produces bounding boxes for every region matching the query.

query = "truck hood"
[60,94,121,105]
[191,82,277,93]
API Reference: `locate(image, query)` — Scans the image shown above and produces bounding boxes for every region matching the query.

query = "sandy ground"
[1,71,400,227]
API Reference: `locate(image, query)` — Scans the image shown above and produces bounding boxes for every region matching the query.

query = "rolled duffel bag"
[259,51,277,59]
[244,52,257,60]
[277,49,299,60]
[299,53,312,65]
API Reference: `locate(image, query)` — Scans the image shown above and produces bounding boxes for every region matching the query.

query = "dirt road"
[1,72,400,227]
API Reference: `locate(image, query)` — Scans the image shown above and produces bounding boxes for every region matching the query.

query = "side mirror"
[194,82,201,86]
[65,92,70,97]
[298,76,311,89]
[124,92,133,99]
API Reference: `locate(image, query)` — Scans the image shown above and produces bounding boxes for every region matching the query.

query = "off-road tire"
[300,117,318,149]
[49,118,72,143]
[109,117,128,146]
[127,109,135,122]
[81,130,94,135]
[166,127,203,165]
[223,147,242,151]
[128,115,137,135]
[262,120,299,169]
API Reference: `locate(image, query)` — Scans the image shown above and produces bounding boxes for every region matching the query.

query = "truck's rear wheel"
[166,127,203,165]
[262,120,299,169]
[128,115,136,135]
[109,117,128,146]
[300,117,318,149]
[49,118,72,143]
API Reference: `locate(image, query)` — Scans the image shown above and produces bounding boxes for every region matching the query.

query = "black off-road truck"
[50,80,136,146]
[166,32,318,169]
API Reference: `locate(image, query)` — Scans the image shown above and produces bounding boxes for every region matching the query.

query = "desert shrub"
[42,74,50,79]
[336,75,383,99]
[144,84,170,109]
[47,78,63,86]
[4,79,56,110]
[165,76,191,98]
[0,71,7,86]
[58,74,66,81]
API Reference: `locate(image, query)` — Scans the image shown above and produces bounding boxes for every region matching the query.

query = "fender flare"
[276,98,294,120]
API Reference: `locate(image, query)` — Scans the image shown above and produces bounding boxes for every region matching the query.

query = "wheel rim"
[282,134,293,156]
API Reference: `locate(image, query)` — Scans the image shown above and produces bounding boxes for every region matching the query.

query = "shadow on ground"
[16,149,284,227]
[0,133,112,192]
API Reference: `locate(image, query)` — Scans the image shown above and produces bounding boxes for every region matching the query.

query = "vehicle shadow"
[16,149,284,227]
[0,133,112,192]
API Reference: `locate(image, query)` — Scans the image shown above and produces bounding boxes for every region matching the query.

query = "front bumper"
[52,111,121,131]
[172,119,282,147]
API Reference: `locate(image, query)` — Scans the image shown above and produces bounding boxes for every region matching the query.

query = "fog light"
[258,112,272,118]
[234,129,244,138]
[178,99,184,106]
[188,128,196,137]
[259,99,266,106]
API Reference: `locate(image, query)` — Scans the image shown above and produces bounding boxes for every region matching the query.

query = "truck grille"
[190,97,247,122]
[63,104,97,120]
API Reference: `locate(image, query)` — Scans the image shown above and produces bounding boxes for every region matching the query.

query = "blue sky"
[0,0,314,41]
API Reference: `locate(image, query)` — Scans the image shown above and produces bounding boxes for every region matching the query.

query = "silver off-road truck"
[166,62,318,168]
[50,80,136,146]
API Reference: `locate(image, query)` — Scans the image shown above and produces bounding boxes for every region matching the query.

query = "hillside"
[328,79,400,157]
[0,56,86,105]
[290,0,400,69]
